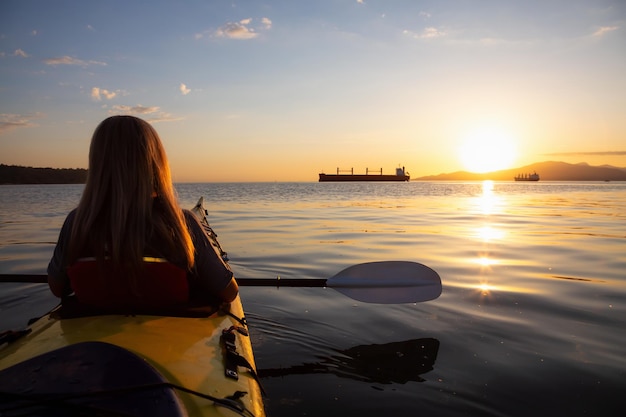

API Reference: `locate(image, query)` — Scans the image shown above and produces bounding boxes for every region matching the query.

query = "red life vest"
[67,257,189,310]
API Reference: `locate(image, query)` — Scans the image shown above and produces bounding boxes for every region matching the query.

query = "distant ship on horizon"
[514,172,540,181]
[319,166,410,182]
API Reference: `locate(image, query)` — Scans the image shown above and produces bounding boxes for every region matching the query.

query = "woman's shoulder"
[61,208,79,227]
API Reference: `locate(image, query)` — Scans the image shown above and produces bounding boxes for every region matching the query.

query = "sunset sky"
[1,0,625,182]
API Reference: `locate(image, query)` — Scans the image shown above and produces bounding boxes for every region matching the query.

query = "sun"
[458,127,517,173]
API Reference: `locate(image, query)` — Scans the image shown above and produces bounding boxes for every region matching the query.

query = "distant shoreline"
[2,161,626,184]
[0,164,87,185]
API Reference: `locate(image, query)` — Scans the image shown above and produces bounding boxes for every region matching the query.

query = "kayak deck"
[0,299,265,417]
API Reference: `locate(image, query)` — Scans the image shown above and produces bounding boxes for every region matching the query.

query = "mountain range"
[416,161,626,181]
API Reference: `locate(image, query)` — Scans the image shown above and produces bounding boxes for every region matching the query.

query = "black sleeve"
[47,209,77,295]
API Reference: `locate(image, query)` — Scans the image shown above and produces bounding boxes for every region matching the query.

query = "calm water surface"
[1,182,625,416]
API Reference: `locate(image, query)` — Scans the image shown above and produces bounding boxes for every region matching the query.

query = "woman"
[47,115,238,310]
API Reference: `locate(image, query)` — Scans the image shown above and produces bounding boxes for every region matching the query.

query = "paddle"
[239,261,441,304]
[0,261,441,304]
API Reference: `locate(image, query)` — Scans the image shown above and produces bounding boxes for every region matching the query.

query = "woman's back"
[47,116,238,307]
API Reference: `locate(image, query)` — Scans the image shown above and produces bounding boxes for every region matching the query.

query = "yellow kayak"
[0,198,265,417]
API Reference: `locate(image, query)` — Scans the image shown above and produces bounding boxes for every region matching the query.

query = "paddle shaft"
[1,274,47,284]
[238,278,326,287]
[0,274,328,287]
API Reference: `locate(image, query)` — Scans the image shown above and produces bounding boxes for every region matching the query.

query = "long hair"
[68,115,195,279]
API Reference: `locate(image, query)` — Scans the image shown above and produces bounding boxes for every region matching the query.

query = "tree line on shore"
[0,164,87,184]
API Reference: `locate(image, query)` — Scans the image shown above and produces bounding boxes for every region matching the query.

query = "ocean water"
[1,181,625,416]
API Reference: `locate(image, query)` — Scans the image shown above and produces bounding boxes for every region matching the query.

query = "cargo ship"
[319,166,410,182]
[514,172,540,181]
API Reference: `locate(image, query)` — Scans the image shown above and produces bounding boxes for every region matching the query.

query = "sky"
[1,0,625,182]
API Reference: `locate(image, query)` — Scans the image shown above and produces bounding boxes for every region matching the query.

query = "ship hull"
[319,174,409,182]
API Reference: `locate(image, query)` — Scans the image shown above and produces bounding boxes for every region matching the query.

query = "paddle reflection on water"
[258,338,439,385]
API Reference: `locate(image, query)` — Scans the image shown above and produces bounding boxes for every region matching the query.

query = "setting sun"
[458,128,518,173]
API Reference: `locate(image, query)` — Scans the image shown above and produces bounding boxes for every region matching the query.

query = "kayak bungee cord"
[0,382,257,417]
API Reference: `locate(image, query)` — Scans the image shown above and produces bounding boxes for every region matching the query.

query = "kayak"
[0,198,266,417]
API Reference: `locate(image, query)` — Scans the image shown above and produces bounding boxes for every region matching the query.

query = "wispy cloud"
[592,26,618,37]
[110,104,160,115]
[196,17,272,40]
[147,114,184,123]
[403,27,446,40]
[0,113,43,134]
[261,17,272,30]
[91,87,117,101]
[13,49,29,58]
[43,55,107,67]
[179,83,191,95]
[107,105,182,123]
[545,151,626,156]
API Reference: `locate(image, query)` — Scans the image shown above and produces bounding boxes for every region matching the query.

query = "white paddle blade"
[327,261,442,304]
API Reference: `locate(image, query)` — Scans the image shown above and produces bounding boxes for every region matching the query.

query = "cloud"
[545,151,626,156]
[419,11,432,19]
[43,55,107,67]
[592,26,618,37]
[91,87,117,101]
[215,20,258,39]
[108,105,183,123]
[403,27,446,40]
[0,113,42,134]
[13,49,29,58]
[179,83,191,95]
[197,17,272,40]
[261,17,272,29]
[110,104,160,115]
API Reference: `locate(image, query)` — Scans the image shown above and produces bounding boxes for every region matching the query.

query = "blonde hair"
[68,115,195,278]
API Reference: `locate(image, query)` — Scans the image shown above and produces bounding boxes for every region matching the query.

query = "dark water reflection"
[259,338,439,384]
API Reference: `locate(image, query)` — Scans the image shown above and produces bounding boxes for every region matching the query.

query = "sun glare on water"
[458,128,518,173]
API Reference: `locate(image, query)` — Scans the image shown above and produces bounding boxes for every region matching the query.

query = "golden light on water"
[475,256,498,267]
[477,282,495,295]
[482,180,494,191]
[476,180,500,215]
[471,182,506,242]
[450,280,541,295]
[469,181,515,296]
[476,225,505,241]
